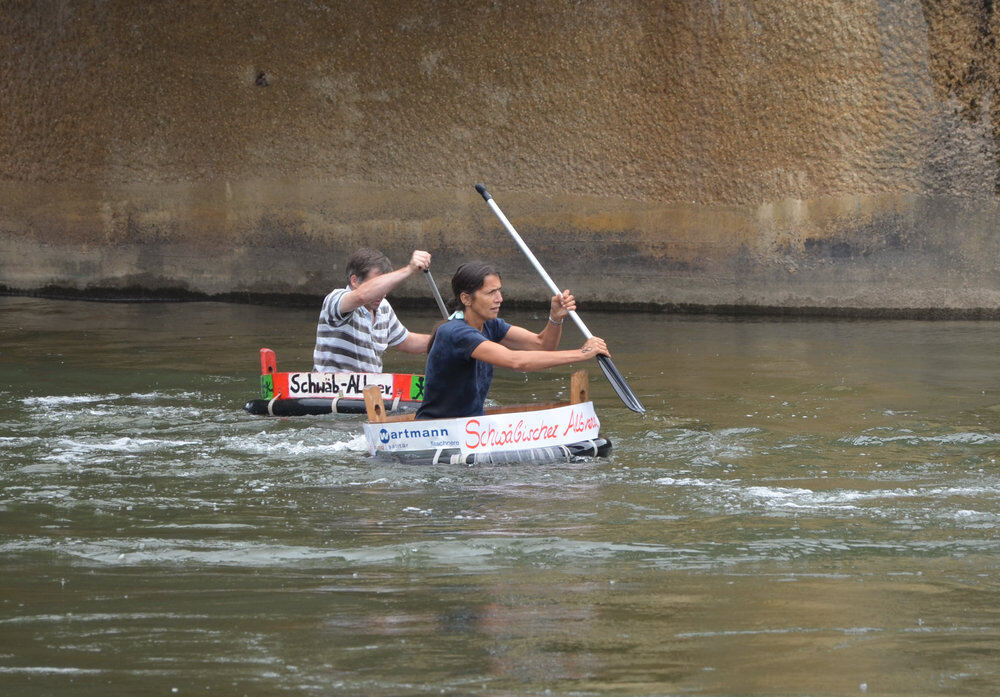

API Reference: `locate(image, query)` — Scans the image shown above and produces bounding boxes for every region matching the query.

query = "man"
[313,248,432,373]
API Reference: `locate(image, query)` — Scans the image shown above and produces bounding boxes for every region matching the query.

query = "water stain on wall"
[1,1,1000,314]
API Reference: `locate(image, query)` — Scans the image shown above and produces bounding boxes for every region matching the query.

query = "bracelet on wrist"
[548,315,564,325]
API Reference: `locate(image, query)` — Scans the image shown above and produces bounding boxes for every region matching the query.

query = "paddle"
[423,269,449,319]
[474,183,646,414]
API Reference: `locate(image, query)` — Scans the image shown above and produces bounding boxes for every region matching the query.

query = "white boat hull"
[363,401,609,465]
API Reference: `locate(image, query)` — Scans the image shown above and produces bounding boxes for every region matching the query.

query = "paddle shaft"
[423,269,449,319]
[477,190,593,339]
[475,183,645,413]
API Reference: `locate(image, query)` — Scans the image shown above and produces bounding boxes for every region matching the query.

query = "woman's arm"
[500,324,560,351]
[499,290,575,351]
[472,336,608,372]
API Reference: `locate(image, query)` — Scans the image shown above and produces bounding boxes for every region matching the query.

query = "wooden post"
[570,369,589,404]
[259,348,277,375]
[363,385,387,422]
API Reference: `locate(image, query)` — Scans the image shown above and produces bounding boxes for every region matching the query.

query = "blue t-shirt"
[415,318,512,419]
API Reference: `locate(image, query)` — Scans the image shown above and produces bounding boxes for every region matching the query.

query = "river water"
[1,296,999,696]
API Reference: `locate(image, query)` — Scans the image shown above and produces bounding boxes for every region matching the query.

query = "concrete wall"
[2,0,1000,315]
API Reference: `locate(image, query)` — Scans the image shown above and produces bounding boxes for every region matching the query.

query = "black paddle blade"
[596,354,645,413]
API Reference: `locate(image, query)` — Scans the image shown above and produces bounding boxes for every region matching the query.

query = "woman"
[415,261,608,419]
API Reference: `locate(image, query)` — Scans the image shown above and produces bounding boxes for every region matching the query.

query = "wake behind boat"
[244,348,424,416]
[361,370,612,465]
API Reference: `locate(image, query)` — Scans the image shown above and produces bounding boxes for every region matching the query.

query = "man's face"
[351,269,385,314]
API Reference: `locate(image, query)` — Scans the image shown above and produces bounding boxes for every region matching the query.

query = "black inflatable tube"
[371,437,612,465]
[243,398,421,417]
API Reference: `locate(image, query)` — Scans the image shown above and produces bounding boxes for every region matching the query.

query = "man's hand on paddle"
[343,249,432,316]
[408,250,432,273]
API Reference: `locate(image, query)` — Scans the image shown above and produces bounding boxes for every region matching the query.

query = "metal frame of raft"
[361,369,612,465]
[243,348,424,416]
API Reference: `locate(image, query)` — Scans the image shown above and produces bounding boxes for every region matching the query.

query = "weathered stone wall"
[2,0,1000,314]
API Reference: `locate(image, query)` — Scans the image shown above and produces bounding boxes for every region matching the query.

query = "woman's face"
[463,274,503,320]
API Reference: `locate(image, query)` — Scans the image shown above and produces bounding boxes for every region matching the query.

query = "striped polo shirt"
[312,287,409,373]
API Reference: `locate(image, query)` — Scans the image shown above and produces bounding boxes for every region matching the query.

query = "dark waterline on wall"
[5,284,1000,320]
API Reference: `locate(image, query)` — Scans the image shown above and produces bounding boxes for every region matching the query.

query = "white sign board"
[285,372,394,399]
[364,402,601,457]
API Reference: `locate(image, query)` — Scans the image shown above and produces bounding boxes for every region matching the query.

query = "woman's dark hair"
[426,261,501,352]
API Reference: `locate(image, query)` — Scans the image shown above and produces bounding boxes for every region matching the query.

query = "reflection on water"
[1,296,999,695]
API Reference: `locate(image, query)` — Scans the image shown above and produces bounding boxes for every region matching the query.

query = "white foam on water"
[655,476,724,487]
[17,462,98,475]
[148,523,257,530]
[21,391,209,409]
[717,427,764,437]
[0,435,43,447]
[0,667,106,675]
[127,391,206,400]
[21,394,122,407]
[649,427,762,463]
[46,436,200,454]
[2,534,684,571]
[652,476,1000,519]
[5,520,998,573]
[841,431,1000,447]
[217,431,367,456]
[72,405,212,420]
[675,626,883,639]
[0,612,210,625]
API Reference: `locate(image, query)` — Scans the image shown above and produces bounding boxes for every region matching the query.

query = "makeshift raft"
[361,370,612,465]
[243,348,424,416]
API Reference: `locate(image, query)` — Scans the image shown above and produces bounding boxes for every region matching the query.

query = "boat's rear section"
[244,348,423,416]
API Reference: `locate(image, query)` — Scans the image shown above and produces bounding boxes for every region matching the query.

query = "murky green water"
[2,296,999,696]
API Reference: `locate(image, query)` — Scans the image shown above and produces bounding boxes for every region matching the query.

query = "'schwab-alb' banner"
[364,402,600,456]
